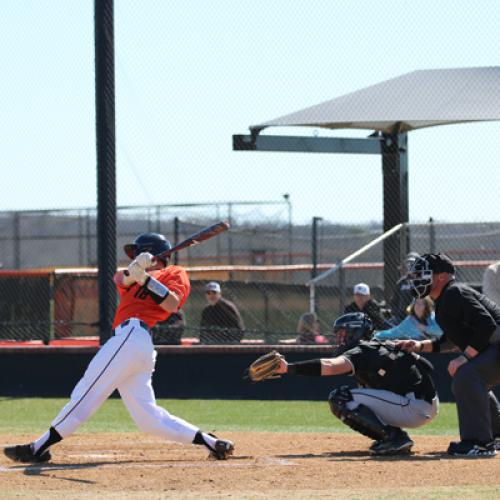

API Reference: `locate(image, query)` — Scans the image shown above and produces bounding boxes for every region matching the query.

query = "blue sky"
[0,1,499,224]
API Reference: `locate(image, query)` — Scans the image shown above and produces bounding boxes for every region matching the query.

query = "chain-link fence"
[1,3,500,349]
[1,219,498,345]
[0,201,292,269]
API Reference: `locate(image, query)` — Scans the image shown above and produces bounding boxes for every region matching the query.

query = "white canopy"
[254,67,500,134]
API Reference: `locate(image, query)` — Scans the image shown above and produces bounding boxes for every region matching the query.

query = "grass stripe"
[0,398,458,435]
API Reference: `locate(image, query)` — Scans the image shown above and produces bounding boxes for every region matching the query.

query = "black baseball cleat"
[447,440,496,457]
[208,439,235,460]
[369,429,414,456]
[3,444,52,464]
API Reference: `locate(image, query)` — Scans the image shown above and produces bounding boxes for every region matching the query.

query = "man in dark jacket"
[200,282,245,344]
[398,253,500,457]
[344,283,386,330]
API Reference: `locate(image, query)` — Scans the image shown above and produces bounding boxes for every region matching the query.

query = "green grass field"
[0,398,459,435]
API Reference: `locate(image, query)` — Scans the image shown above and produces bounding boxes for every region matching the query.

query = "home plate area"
[1,432,499,497]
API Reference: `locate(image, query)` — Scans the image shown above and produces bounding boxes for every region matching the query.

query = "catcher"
[248,312,439,455]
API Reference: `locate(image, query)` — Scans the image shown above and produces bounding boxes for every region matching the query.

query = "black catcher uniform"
[287,313,439,455]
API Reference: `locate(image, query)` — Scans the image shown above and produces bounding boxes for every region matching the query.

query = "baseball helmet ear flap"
[124,244,138,259]
[124,232,172,261]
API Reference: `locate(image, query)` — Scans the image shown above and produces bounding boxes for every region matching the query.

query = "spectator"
[374,297,443,341]
[296,312,324,344]
[389,252,420,323]
[200,282,245,344]
[153,309,186,345]
[483,261,500,307]
[344,283,386,330]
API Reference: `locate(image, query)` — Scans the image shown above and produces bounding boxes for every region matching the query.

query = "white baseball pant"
[346,388,439,428]
[51,318,198,443]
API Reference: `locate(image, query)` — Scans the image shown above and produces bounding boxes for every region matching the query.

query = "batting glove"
[127,260,148,285]
[134,252,155,270]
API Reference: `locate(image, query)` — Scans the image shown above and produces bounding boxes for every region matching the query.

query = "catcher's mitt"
[246,350,284,382]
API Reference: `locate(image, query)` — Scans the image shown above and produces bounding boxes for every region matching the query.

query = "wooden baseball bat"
[156,221,230,261]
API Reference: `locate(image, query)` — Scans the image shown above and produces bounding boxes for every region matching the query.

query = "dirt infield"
[1,432,500,498]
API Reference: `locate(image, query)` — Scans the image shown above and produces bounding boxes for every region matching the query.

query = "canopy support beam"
[233,131,409,302]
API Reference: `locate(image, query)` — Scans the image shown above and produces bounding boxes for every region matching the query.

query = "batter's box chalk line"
[0,457,297,473]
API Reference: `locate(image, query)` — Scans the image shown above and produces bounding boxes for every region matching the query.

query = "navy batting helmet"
[124,232,172,262]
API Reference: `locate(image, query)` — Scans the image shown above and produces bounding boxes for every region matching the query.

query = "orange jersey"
[112,265,190,329]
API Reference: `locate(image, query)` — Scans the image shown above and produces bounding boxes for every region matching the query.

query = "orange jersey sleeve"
[112,265,191,329]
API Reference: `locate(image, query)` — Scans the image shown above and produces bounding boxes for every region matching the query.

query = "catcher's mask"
[124,232,172,265]
[332,312,373,353]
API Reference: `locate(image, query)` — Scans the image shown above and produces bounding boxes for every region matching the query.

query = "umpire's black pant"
[452,344,500,443]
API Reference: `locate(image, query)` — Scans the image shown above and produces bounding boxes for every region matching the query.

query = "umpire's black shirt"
[433,279,500,352]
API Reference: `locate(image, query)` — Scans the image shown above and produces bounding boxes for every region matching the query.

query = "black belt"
[119,319,150,332]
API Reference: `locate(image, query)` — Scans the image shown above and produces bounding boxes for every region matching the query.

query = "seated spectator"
[344,283,387,330]
[389,252,420,324]
[153,309,186,345]
[296,312,325,344]
[200,282,245,344]
[482,260,500,307]
[374,296,443,341]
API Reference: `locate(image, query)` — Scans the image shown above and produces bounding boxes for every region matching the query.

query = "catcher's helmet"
[333,312,374,348]
[407,253,455,298]
[124,232,172,262]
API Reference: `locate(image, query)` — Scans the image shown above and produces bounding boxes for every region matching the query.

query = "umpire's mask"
[407,256,434,299]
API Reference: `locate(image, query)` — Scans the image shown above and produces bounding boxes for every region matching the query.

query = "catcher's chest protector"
[352,342,430,396]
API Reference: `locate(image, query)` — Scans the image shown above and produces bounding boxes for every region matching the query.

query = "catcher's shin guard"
[328,388,390,441]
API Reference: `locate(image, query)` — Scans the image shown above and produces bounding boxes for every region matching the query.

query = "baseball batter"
[4,232,234,463]
[248,313,438,455]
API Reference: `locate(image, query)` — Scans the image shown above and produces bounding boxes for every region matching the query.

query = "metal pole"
[311,216,322,279]
[13,212,20,269]
[156,205,161,233]
[283,194,292,266]
[95,0,117,344]
[86,209,92,265]
[311,216,323,316]
[228,203,233,279]
[339,265,346,314]
[381,132,409,303]
[429,217,436,253]
[216,204,221,262]
[173,217,180,265]
[309,283,316,314]
[78,212,84,266]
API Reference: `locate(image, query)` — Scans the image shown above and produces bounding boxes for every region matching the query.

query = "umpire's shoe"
[369,429,414,456]
[208,439,235,460]
[493,435,500,451]
[447,440,496,458]
[3,444,51,464]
